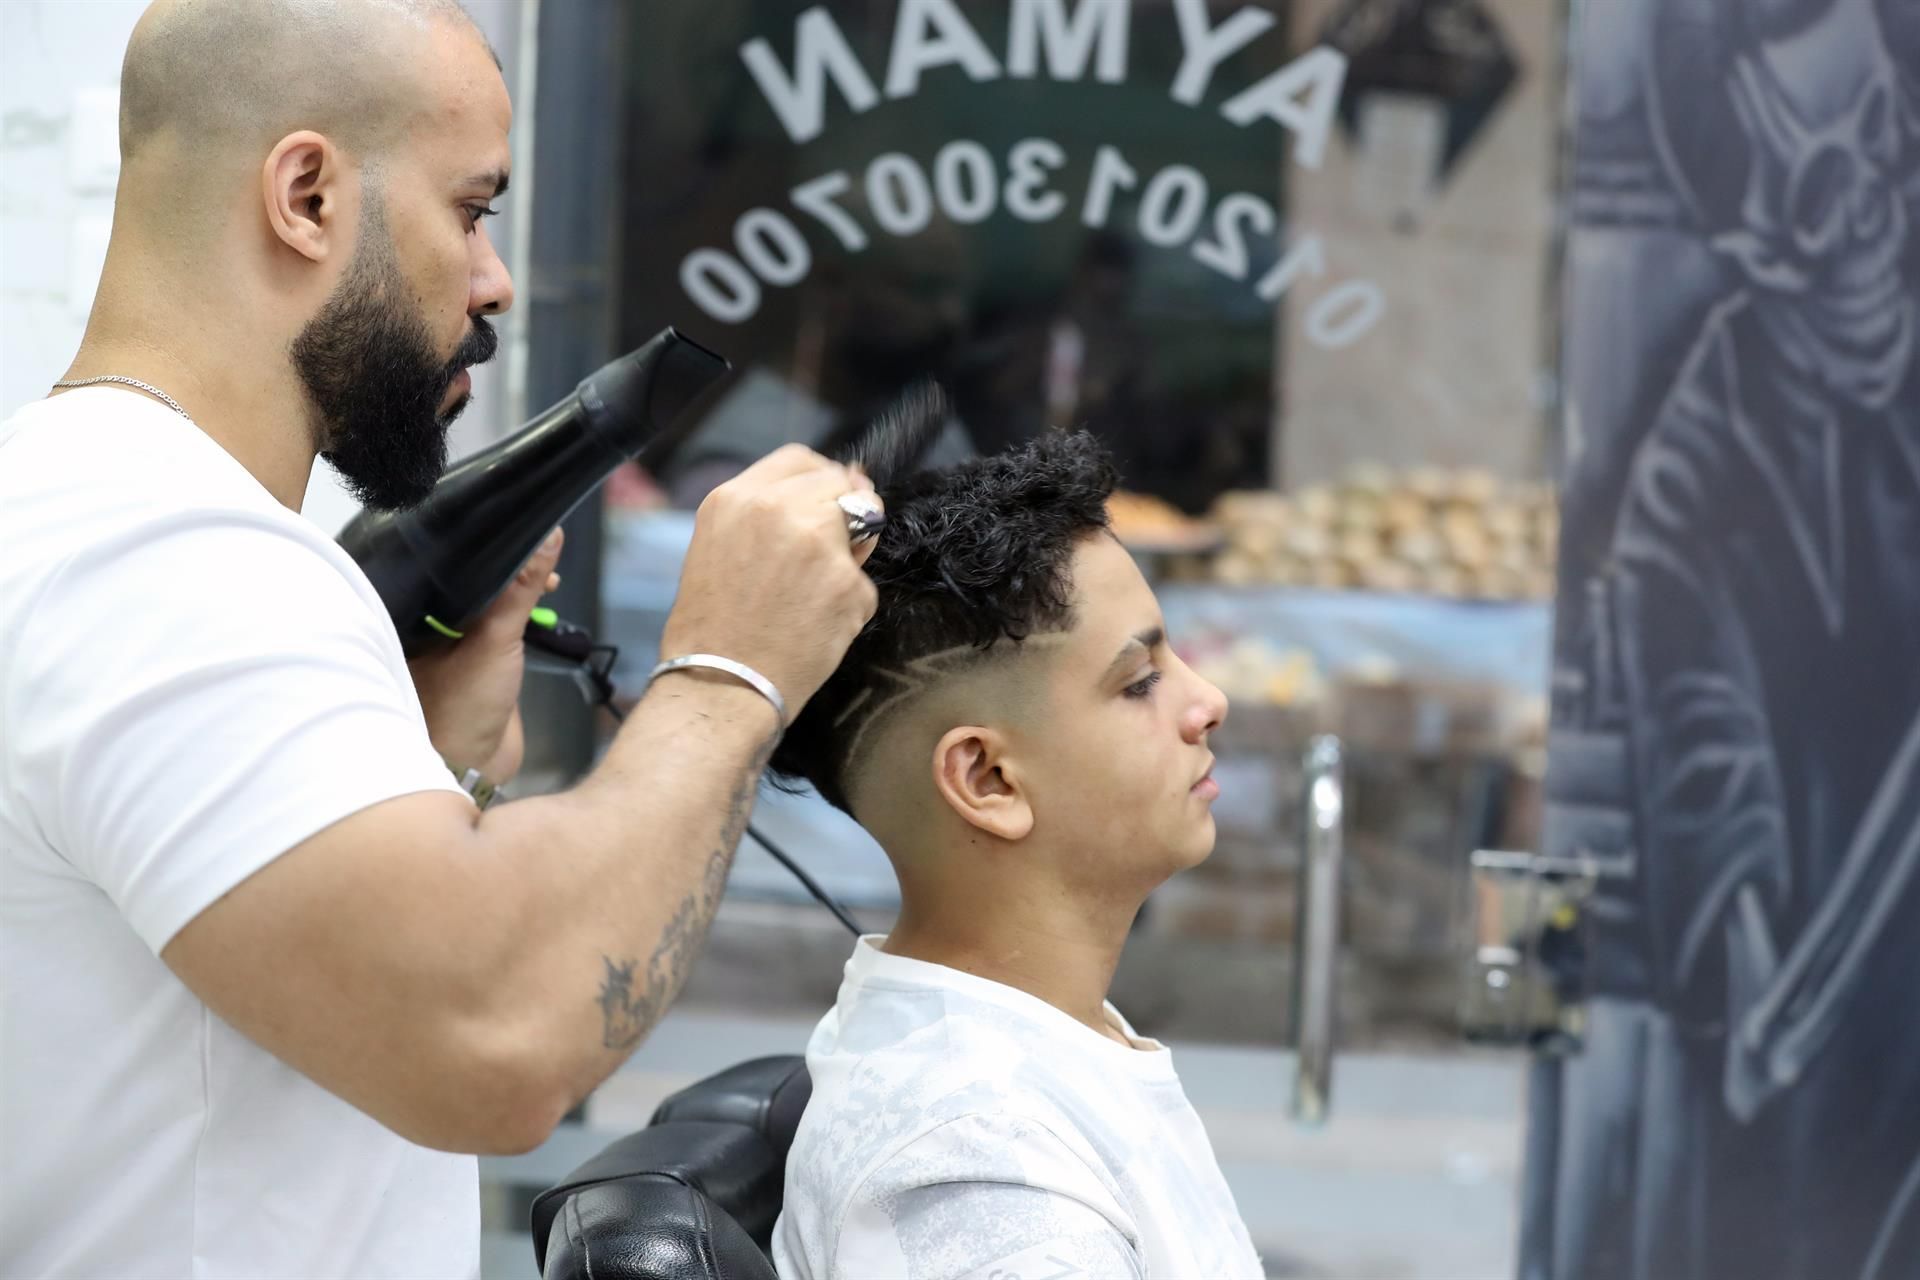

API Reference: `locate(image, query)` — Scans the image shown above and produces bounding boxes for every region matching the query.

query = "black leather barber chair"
[531,1056,811,1280]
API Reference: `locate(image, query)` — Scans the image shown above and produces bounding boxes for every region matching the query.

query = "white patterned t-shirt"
[772,937,1263,1280]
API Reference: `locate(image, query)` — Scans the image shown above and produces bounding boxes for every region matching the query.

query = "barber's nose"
[472,222,515,316]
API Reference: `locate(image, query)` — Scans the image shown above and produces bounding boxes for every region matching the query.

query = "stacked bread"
[1203,465,1558,601]
[1105,489,1221,552]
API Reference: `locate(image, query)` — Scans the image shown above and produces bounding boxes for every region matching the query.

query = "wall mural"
[1529,0,1920,1276]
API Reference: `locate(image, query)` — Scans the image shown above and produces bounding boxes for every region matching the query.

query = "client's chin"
[1175,819,1220,871]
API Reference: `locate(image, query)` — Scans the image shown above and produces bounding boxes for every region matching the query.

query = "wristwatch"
[452,765,501,810]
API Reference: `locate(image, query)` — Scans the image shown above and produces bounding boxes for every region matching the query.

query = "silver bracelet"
[648,654,787,725]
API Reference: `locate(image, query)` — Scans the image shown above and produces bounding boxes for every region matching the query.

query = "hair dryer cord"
[529,617,864,937]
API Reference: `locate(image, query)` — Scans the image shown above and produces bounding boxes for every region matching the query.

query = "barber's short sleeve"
[8,508,465,953]
[833,1112,1144,1280]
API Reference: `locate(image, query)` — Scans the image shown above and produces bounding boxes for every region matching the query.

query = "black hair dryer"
[338,327,730,658]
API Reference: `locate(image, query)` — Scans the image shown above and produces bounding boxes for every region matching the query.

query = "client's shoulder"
[812,968,1092,1097]
[779,1094,1132,1277]
[786,1086,1119,1231]
[807,980,1053,1106]
[851,1108,1111,1200]
[781,974,1141,1269]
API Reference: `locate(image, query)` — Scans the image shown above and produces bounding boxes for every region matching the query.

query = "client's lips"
[1191,756,1218,800]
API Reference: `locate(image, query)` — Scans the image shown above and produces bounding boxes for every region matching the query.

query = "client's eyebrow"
[461,168,511,197]
[1103,625,1165,682]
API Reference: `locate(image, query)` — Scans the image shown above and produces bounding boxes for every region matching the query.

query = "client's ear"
[930,726,1034,841]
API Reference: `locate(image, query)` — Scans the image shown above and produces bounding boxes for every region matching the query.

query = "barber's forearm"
[463,669,779,1108]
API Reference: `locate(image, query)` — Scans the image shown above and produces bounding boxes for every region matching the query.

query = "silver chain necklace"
[51,375,193,420]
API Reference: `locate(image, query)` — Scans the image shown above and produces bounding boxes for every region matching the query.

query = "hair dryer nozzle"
[576,327,729,466]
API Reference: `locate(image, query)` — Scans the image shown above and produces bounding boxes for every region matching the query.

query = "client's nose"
[1183,675,1229,742]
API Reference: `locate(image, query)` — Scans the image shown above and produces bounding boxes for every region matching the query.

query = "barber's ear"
[262,131,341,263]
[931,726,1034,842]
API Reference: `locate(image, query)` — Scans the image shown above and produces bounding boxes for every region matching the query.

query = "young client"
[767,430,1261,1279]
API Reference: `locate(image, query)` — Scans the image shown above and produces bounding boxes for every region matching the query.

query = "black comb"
[837,379,951,489]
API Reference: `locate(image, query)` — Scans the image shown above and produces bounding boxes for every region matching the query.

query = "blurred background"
[18,1,1920,1275]
[5,1,1564,1275]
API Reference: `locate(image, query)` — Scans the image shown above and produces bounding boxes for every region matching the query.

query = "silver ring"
[837,492,884,544]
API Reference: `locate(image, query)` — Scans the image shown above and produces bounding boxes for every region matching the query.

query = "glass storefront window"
[495,3,1576,1274]
[596,0,1565,1056]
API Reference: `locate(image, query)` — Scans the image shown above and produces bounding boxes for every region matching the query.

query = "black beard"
[292,220,497,512]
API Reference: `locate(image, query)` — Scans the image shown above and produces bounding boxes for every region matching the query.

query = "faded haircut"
[768,429,1118,815]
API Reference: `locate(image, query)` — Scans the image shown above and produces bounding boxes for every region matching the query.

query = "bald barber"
[0,2,880,1276]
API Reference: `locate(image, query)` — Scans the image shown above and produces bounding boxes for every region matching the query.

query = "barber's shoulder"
[4,497,398,716]
[4,412,325,567]
[3,389,215,485]
[59,500,366,608]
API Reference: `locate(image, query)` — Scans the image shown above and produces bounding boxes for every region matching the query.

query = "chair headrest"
[649,1055,811,1159]
[531,1122,780,1273]
[541,1173,778,1280]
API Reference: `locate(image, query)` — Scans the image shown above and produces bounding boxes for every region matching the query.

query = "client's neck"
[882,878,1145,1045]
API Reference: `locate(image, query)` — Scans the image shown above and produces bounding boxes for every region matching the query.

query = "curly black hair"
[767,428,1118,815]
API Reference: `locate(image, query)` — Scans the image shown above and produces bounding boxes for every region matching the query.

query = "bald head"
[121,0,490,170]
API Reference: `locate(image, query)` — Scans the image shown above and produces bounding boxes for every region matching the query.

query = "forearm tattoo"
[598,737,775,1050]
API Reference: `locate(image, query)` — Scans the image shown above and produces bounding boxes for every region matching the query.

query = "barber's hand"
[410,527,566,784]
[661,444,881,718]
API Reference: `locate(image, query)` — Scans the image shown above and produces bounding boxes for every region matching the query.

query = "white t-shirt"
[0,389,477,1278]
[772,937,1264,1280]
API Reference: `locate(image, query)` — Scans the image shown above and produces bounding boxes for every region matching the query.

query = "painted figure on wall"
[1533,0,1920,1276]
